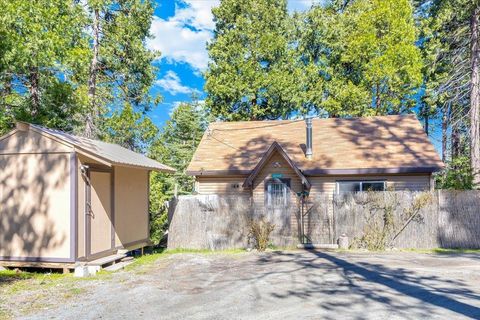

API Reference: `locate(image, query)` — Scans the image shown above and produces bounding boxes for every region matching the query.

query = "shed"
[0,122,175,268]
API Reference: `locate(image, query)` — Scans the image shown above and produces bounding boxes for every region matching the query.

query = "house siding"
[196,176,250,195]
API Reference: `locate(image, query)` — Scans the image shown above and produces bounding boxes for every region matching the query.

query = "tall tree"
[205,0,297,120]
[148,101,209,243]
[0,0,87,133]
[103,104,158,153]
[418,0,480,188]
[81,0,159,138]
[330,0,422,115]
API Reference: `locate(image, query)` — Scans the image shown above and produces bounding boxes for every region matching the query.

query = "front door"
[86,169,113,258]
[265,178,291,238]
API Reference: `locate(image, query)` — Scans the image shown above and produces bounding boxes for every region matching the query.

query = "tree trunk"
[470,6,480,188]
[1,74,12,115]
[451,122,460,160]
[28,67,40,117]
[442,105,449,162]
[375,82,381,114]
[85,7,100,138]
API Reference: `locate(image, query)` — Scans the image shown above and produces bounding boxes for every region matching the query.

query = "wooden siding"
[196,176,250,195]
[308,174,431,197]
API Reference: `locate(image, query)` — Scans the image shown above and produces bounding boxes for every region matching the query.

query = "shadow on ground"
[249,250,480,319]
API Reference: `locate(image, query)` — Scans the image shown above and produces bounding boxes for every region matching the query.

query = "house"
[0,122,174,268]
[186,115,443,243]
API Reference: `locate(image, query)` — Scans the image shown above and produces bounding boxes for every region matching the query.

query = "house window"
[265,178,290,207]
[336,181,386,194]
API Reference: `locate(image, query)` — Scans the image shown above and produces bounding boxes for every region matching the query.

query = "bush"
[248,217,275,251]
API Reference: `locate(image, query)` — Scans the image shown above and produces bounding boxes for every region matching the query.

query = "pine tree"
[148,101,209,243]
[205,0,298,120]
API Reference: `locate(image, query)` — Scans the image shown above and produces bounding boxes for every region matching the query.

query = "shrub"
[248,217,275,251]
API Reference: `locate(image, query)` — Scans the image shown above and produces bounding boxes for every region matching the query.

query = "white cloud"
[155,71,198,95]
[148,0,219,71]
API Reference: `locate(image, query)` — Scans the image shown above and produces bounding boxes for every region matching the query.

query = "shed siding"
[76,154,107,260]
[0,129,71,154]
[114,167,149,248]
[0,153,71,260]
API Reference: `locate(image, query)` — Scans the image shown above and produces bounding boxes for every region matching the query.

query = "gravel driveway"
[21,250,480,320]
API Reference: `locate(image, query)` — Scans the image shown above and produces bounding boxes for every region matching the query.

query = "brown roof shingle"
[187,114,444,175]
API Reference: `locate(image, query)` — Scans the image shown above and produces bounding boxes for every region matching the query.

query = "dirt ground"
[8,250,480,320]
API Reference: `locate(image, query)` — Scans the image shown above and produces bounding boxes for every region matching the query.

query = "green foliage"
[205,0,298,120]
[148,101,209,244]
[206,0,423,120]
[436,156,474,190]
[103,104,158,153]
[0,0,87,133]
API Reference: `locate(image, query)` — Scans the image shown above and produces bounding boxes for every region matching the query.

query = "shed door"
[86,170,113,258]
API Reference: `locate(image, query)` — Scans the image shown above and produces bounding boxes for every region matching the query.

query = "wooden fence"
[168,191,480,250]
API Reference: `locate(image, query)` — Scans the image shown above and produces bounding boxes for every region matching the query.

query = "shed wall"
[0,153,72,260]
[114,167,149,248]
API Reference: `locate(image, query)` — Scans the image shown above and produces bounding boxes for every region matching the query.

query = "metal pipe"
[305,117,313,159]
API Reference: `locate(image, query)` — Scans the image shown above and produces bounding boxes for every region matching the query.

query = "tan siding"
[89,171,112,255]
[76,154,107,259]
[309,174,431,196]
[0,130,72,154]
[196,176,250,195]
[114,167,149,248]
[252,153,303,205]
[0,153,71,259]
[252,152,303,233]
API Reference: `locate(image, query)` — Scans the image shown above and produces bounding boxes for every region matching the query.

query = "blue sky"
[148,0,316,126]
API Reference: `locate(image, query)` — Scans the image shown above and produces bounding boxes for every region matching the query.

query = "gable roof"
[243,142,311,188]
[187,114,444,176]
[12,122,175,172]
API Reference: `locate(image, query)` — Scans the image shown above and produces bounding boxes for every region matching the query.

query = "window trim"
[264,178,291,208]
[335,180,386,194]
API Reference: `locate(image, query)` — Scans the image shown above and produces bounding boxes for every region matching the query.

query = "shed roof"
[19,122,175,172]
[187,114,444,176]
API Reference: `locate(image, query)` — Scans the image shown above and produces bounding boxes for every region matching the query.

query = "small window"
[265,178,290,207]
[336,181,385,194]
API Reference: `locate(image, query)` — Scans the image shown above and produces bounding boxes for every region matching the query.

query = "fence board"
[168,191,480,250]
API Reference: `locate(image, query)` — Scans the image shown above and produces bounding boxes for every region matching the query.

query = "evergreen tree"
[302,0,423,116]
[82,0,159,138]
[205,0,298,120]
[0,0,87,133]
[418,0,480,188]
[148,101,209,243]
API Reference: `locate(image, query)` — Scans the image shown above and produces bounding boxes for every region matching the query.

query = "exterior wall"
[252,152,304,244]
[0,129,71,154]
[0,130,73,261]
[308,174,432,197]
[76,154,107,260]
[196,176,249,195]
[114,167,149,248]
[89,171,113,256]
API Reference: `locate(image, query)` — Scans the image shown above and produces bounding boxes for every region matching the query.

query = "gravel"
[20,250,480,320]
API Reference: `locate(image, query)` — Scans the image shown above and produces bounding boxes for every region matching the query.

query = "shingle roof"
[26,123,175,172]
[187,114,444,176]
